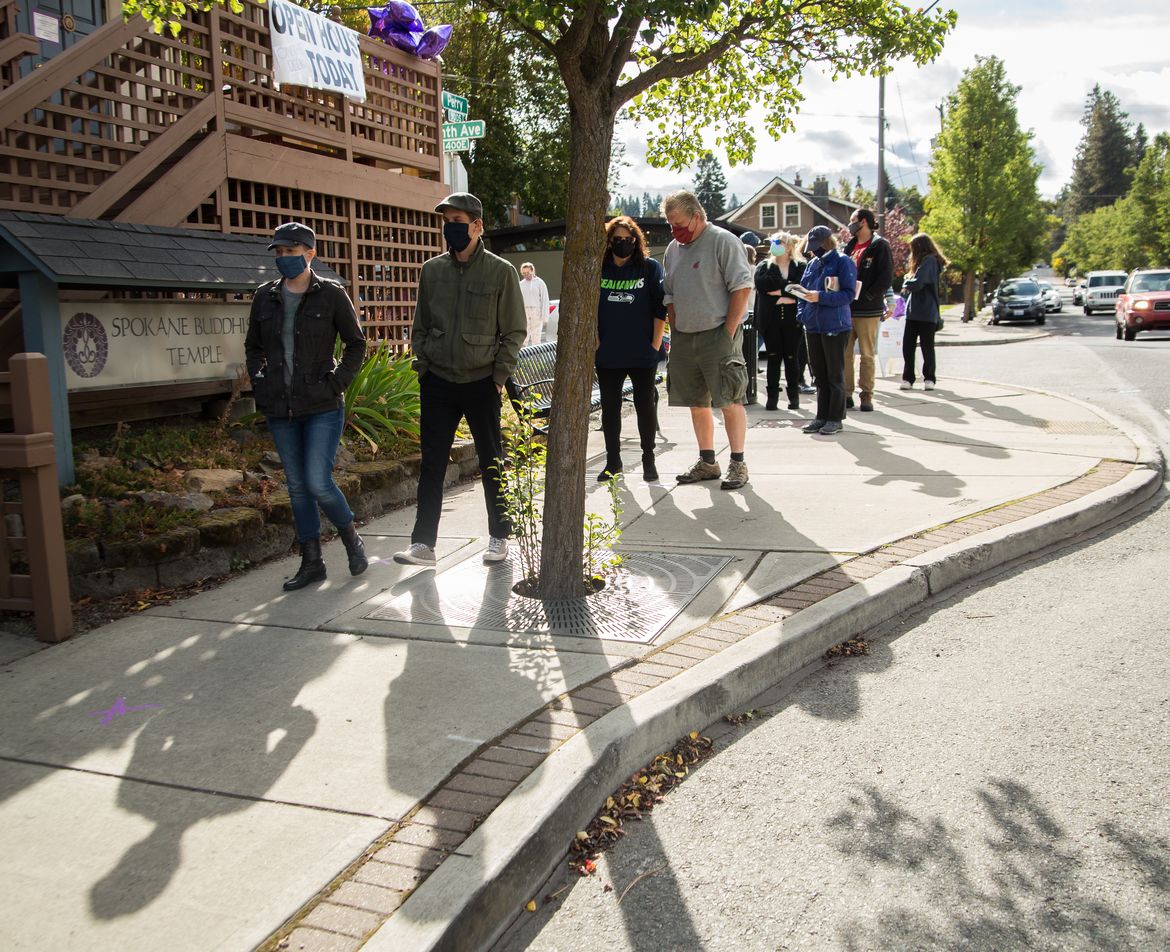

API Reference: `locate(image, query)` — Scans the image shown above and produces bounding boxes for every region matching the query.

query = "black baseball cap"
[267,222,316,250]
[806,225,833,247]
[740,230,760,246]
[435,192,484,220]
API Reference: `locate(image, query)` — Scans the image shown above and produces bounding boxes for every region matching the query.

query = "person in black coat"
[245,222,368,591]
[901,232,948,391]
[753,231,807,410]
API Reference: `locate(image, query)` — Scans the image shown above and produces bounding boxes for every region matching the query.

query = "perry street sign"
[442,120,485,142]
[442,91,468,114]
[443,137,473,153]
[446,107,468,122]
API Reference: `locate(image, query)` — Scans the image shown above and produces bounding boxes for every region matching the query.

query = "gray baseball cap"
[435,192,484,219]
[267,221,316,250]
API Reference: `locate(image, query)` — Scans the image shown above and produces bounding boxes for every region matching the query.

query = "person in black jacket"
[596,216,666,481]
[245,222,368,591]
[753,231,807,411]
[901,232,948,391]
[843,208,894,412]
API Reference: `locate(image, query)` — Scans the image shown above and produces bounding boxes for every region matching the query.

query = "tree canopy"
[921,56,1044,318]
[1064,85,1144,220]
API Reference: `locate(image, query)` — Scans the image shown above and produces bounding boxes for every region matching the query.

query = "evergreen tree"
[921,56,1045,320]
[728,193,741,210]
[1065,86,1139,218]
[641,192,654,216]
[692,153,729,218]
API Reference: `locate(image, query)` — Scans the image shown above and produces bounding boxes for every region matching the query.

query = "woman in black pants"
[901,232,948,390]
[595,215,666,481]
[753,231,807,410]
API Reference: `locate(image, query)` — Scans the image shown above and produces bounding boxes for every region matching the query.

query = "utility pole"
[876,75,886,229]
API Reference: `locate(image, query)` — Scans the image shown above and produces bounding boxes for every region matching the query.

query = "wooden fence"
[0,353,72,642]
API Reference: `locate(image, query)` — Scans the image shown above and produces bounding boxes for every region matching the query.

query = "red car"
[1115,268,1170,341]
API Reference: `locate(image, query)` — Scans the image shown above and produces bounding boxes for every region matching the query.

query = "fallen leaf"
[525,900,537,913]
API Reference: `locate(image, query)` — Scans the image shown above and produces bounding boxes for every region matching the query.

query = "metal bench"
[505,340,661,436]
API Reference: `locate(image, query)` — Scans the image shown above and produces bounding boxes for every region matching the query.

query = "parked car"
[545,299,559,341]
[1037,281,1063,313]
[1073,281,1086,305]
[990,278,1046,325]
[1065,276,1077,287]
[1082,270,1128,315]
[1115,268,1170,341]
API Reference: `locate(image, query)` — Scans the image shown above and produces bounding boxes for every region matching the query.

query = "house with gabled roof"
[721,173,860,237]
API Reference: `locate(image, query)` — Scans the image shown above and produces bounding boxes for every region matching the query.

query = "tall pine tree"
[1065,86,1140,218]
[692,153,729,218]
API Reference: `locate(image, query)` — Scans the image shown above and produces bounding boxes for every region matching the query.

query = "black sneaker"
[802,419,826,433]
[846,397,855,409]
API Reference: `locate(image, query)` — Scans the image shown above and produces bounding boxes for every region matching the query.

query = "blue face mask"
[275,254,308,279]
[443,221,473,252]
[770,240,785,257]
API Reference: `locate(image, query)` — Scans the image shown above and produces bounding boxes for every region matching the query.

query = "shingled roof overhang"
[0,212,345,291]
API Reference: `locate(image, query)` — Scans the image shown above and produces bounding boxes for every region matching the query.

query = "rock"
[131,459,153,472]
[127,490,214,512]
[229,428,260,447]
[184,468,245,493]
[207,396,257,423]
[335,444,357,469]
[260,450,283,468]
[61,494,86,513]
[195,508,263,547]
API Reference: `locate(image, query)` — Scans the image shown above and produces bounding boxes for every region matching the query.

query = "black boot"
[284,538,326,591]
[765,388,779,411]
[338,521,368,576]
[598,459,622,482]
[642,452,659,482]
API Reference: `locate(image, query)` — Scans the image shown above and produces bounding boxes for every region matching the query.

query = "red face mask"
[671,221,696,244]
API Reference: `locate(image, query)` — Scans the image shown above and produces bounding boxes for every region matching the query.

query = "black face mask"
[811,246,827,258]
[443,221,473,252]
[610,237,636,257]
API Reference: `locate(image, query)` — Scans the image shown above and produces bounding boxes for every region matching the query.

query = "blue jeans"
[267,406,353,543]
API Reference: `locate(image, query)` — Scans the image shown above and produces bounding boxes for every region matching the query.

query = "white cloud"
[613,0,1169,202]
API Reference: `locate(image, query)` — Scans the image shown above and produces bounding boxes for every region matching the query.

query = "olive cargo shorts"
[667,324,748,409]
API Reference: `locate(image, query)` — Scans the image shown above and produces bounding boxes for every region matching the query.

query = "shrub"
[342,343,421,454]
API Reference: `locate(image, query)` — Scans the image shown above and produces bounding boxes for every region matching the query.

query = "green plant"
[496,393,547,592]
[584,472,623,587]
[340,342,421,454]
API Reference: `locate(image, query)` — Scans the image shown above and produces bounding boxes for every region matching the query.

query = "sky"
[613,0,1170,206]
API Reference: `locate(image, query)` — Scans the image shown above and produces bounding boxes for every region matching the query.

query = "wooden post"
[17,270,74,485]
[9,354,72,642]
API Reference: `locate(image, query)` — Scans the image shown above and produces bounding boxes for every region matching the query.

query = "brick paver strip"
[260,459,1134,951]
[301,903,384,939]
[281,926,363,952]
[372,841,449,872]
[354,860,426,892]
[329,881,406,916]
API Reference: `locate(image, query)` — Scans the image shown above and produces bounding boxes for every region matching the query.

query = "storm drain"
[364,551,732,643]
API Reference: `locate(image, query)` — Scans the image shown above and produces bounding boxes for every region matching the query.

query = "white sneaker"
[483,536,509,563]
[924,381,935,391]
[393,542,436,566]
[899,381,913,390]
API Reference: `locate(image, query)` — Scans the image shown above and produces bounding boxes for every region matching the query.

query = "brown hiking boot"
[676,458,722,483]
[720,459,749,490]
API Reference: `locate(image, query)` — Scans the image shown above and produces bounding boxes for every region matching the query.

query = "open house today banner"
[269,0,367,102]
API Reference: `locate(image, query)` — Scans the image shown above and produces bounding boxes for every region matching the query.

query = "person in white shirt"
[519,262,550,346]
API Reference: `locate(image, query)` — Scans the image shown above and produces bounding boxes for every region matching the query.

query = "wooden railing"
[0,353,72,642]
[0,0,444,344]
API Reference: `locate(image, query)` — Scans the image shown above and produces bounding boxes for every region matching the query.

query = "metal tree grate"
[365,551,732,643]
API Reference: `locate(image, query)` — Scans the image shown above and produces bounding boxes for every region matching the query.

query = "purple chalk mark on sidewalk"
[88,697,162,726]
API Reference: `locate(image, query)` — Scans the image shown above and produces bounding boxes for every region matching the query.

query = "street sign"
[442,120,485,141]
[442,91,468,114]
[443,138,473,153]
[446,107,468,122]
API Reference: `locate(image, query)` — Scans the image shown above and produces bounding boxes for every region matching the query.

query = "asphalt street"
[497,294,1170,952]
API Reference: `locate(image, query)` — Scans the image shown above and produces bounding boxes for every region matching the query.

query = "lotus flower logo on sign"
[269,0,366,102]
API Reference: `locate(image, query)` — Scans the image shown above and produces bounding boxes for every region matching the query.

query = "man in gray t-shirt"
[661,190,754,490]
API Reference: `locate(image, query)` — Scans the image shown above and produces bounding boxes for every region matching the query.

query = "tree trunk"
[962,269,977,321]
[537,88,615,599]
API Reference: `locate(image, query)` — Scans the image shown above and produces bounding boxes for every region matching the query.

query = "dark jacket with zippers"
[843,233,894,318]
[244,272,366,419]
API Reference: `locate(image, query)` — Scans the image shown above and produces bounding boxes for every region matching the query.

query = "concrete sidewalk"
[0,373,1160,952]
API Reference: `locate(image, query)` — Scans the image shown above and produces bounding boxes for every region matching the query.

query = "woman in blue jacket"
[797,225,857,435]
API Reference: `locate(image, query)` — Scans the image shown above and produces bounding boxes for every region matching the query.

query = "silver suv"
[1083,270,1127,315]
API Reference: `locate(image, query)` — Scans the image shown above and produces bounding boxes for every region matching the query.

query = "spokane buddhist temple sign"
[269,0,367,102]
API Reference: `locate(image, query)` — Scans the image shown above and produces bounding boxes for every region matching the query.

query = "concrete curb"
[363,444,1164,952]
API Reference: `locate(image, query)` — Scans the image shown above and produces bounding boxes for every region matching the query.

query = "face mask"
[848,221,863,236]
[443,221,473,252]
[810,246,826,258]
[671,222,696,245]
[611,237,637,257]
[275,254,308,279]
[770,240,786,257]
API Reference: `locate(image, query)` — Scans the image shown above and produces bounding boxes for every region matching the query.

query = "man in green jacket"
[394,192,527,567]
